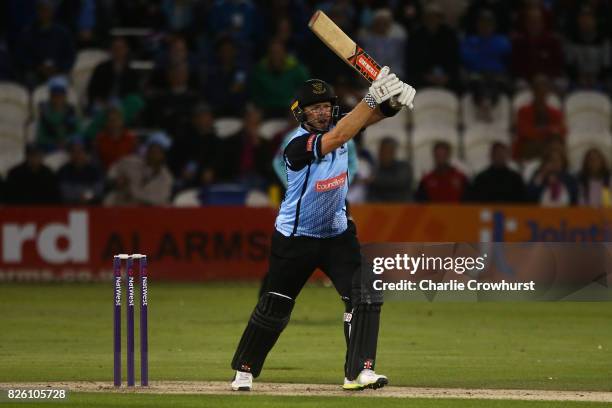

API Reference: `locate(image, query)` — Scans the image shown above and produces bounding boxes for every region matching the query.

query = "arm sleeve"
[272,150,288,187]
[283,133,323,171]
[273,135,293,187]
[347,139,357,184]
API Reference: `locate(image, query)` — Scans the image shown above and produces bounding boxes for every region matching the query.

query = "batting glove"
[396,82,416,109]
[367,66,403,105]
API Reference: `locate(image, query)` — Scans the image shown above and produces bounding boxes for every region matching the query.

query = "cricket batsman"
[230,67,416,391]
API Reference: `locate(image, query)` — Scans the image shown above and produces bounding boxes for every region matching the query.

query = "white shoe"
[231,370,253,391]
[343,369,388,390]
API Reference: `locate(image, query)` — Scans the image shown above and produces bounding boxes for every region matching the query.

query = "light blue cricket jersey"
[275,126,349,238]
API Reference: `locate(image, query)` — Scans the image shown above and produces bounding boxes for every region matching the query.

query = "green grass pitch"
[0,282,610,407]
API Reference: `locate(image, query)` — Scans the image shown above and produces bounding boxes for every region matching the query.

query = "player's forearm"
[364,107,387,127]
[321,101,374,155]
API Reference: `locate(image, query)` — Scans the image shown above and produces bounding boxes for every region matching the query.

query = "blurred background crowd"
[0,0,611,208]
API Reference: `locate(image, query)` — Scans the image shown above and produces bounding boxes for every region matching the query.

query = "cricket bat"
[308,10,404,109]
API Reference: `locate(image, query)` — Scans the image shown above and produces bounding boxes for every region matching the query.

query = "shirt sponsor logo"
[306,135,316,152]
[315,172,347,192]
[356,55,379,80]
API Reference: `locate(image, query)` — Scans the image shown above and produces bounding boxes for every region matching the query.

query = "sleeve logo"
[306,135,316,152]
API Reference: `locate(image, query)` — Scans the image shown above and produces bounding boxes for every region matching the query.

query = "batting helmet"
[290,79,340,126]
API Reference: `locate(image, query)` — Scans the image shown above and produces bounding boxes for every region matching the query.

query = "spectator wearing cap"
[87,37,141,112]
[469,142,526,203]
[57,141,104,204]
[36,76,81,151]
[104,132,174,206]
[358,8,407,80]
[16,0,76,85]
[94,105,137,169]
[169,104,221,191]
[514,75,566,161]
[415,141,468,202]
[250,39,309,117]
[4,144,60,205]
[405,2,461,92]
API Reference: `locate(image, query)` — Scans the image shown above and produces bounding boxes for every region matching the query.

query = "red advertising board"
[0,207,275,282]
[1,205,610,281]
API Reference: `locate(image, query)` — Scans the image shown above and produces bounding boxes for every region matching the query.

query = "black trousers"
[232,220,371,378]
[260,221,361,302]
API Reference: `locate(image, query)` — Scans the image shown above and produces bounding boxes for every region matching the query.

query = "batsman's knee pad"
[345,302,382,380]
[251,292,294,331]
[231,292,294,377]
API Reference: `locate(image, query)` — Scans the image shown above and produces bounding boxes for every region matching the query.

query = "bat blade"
[309,10,403,107]
[308,10,381,83]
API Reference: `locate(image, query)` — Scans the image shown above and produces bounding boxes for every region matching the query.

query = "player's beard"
[305,113,332,133]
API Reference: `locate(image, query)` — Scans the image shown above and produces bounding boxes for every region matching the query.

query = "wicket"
[113,254,148,387]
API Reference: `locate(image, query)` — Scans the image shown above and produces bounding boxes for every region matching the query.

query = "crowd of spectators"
[0,0,610,207]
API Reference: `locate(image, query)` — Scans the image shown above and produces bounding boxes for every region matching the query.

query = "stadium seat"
[363,121,409,160]
[245,190,270,207]
[214,118,242,139]
[566,130,612,172]
[32,83,80,119]
[512,89,561,113]
[259,119,288,140]
[24,120,36,143]
[522,159,541,182]
[173,188,202,207]
[43,150,70,171]
[201,183,248,205]
[564,91,611,133]
[0,82,30,127]
[71,49,110,107]
[377,104,410,130]
[463,126,511,174]
[412,88,459,129]
[411,127,460,179]
[0,123,25,177]
[461,93,510,130]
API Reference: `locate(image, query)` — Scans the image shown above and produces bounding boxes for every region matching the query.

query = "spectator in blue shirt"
[461,10,511,76]
[16,0,76,86]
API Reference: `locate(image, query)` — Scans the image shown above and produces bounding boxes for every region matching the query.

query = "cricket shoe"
[342,369,388,390]
[231,371,253,391]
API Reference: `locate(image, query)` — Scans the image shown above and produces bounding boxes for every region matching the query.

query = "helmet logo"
[312,81,325,94]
